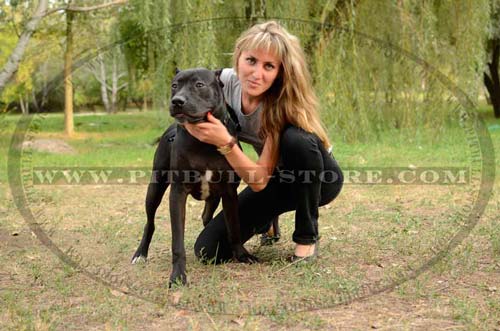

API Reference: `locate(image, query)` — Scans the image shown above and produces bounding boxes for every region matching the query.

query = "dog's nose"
[171,96,186,107]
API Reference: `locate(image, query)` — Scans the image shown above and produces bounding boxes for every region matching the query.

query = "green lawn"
[0,107,498,330]
[1,106,488,172]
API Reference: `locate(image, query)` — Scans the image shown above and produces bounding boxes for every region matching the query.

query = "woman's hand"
[183,112,233,147]
[185,112,275,192]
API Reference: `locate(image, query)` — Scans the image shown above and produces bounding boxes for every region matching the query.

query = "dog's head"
[169,68,225,124]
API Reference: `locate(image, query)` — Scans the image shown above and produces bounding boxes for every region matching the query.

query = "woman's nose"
[252,66,264,80]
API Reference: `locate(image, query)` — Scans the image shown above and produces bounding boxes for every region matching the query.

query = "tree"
[60,0,128,136]
[484,0,500,118]
[0,0,128,134]
[0,0,48,93]
[88,51,128,113]
[0,1,59,114]
[64,9,74,135]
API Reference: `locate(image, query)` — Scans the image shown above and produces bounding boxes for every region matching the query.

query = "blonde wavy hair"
[233,21,331,162]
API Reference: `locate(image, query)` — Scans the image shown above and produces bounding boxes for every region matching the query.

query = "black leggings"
[194,125,343,263]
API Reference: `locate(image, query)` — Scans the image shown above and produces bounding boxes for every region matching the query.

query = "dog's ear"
[175,67,181,75]
[214,68,224,88]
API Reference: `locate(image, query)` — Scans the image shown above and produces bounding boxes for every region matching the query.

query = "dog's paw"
[169,271,187,288]
[131,255,147,264]
[233,245,258,264]
[236,252,259,264]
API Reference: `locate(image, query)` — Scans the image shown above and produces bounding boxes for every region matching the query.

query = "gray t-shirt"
[220,68,264,155]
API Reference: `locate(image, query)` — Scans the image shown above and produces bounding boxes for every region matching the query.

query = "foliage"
[486,0,500,43]
[312,0,490,142]
[0,0,495,141]
[0,2,36,109]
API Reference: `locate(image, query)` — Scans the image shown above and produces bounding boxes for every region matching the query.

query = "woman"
[185,21,343,263]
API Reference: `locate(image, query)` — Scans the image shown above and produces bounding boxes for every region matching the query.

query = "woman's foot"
[294,244,315,257]
[289,242,319,262]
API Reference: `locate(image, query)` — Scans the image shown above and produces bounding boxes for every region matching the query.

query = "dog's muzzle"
[170,106,211,124]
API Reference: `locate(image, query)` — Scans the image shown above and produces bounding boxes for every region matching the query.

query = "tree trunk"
[484,39,500,119]
[0,0,48,93]
[64,12,75,136]
[19,95,27,115]
[32,58,49,112]
[110,54,118,113]
[97,54,111,113]
[19,92,30,114]
[31,88,40,112]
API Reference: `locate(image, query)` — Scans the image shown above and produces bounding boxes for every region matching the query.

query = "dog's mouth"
[172,110,212,124]
[174,113,205,123]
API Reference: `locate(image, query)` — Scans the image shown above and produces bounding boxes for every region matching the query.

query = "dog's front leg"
[169,184,188,287]
[221,187,258,263]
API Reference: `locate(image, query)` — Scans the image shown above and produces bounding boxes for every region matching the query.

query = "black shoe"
[289,241,319,263]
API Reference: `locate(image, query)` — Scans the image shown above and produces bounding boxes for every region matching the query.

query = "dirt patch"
[20,139,76,154]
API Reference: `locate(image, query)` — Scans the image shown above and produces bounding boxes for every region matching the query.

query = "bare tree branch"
[44,0,128,16]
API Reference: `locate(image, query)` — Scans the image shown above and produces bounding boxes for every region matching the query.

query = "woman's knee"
[194,238,231,265]
[193,236,211,261]
[281,126,315,152]
[280,125,321,169]
[193,218,233,264]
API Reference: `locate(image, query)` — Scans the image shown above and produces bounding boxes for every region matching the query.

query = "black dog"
[131,68,258,286]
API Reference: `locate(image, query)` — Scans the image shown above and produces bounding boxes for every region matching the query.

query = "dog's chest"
[198,170,212,200]
[186,169,218,201]
[173,134,235,200]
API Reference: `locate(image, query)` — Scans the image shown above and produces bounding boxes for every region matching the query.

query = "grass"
[0,106,499,330]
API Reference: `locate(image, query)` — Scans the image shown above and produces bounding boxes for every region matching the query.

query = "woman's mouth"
[248,80,260,88]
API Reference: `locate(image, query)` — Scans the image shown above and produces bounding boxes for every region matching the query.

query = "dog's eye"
[171,83,177,89]
[196,82,205,88]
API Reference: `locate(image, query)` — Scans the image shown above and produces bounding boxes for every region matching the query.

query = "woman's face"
[237,48,281,99]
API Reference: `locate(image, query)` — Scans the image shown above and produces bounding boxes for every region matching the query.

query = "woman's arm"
[183,113,276,192]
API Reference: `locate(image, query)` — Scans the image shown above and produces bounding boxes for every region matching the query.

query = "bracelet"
[217,136,236,155]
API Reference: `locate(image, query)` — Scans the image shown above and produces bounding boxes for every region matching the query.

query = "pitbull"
[131,68,258,287]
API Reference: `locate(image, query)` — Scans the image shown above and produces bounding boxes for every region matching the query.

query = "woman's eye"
[246,57,256,64]
[265,64,275,70]
[171,83,177,89]
[196,82,205,88]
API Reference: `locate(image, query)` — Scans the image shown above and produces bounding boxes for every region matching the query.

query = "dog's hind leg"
[221,187,259,264]
[201,196,220,227]
[260,216,281,246]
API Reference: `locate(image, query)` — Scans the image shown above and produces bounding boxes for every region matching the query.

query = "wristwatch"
[217,136,237,155]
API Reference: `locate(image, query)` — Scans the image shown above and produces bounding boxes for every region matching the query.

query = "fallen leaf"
[110,289,124,297]
[174,309,189,318]
[231,318,245,326]
[171,291,182,305]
